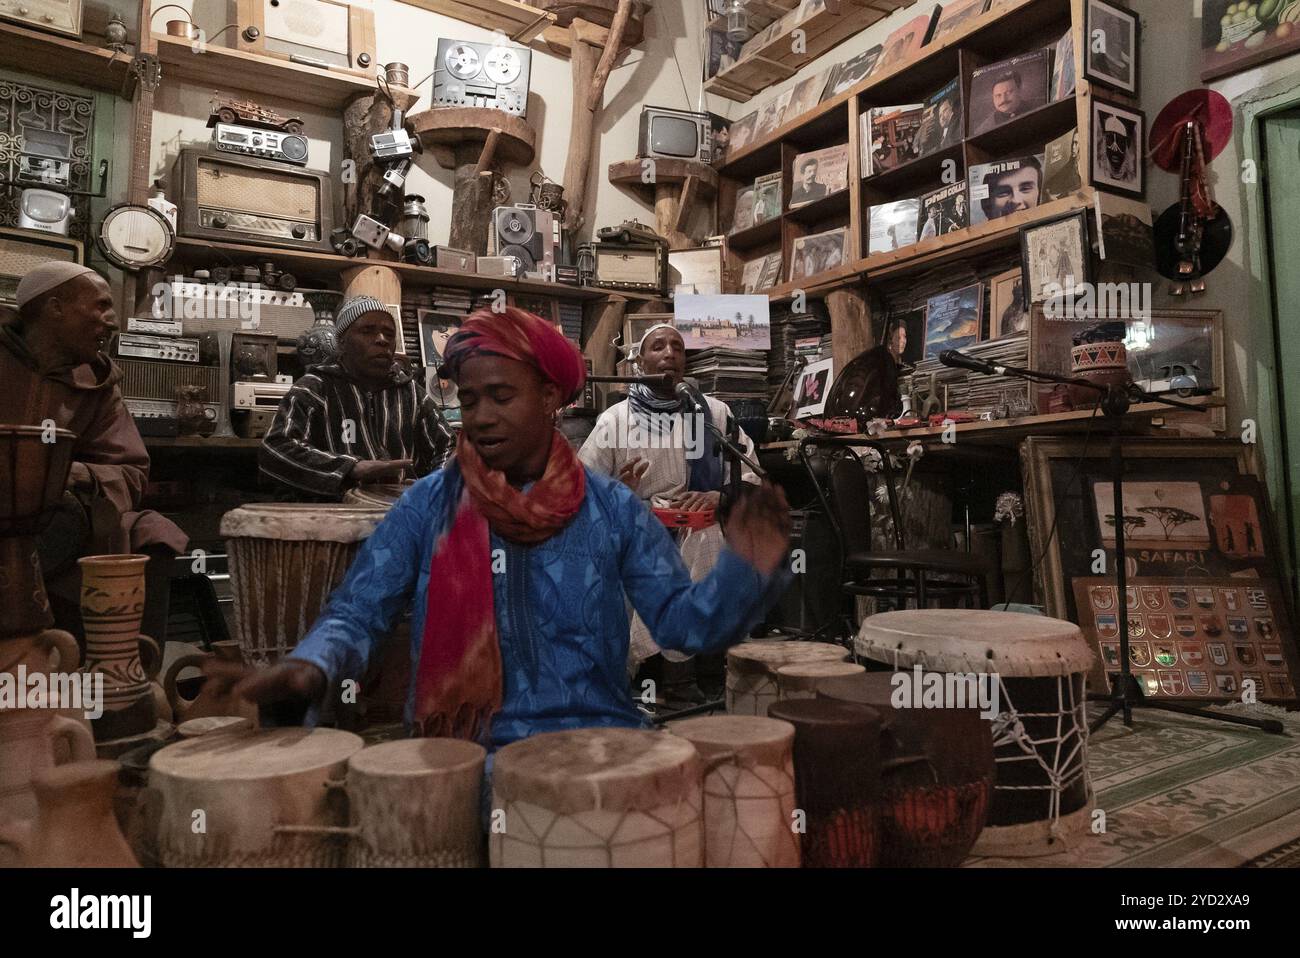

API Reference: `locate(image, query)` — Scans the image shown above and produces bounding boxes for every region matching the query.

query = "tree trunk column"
[450,142,497,255]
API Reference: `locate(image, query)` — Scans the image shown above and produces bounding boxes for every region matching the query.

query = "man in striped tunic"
[259,296,453,499]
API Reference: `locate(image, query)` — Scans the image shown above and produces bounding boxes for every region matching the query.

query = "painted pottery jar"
[78,555,158,742]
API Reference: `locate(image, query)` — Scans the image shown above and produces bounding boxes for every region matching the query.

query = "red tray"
[653,507,716,530]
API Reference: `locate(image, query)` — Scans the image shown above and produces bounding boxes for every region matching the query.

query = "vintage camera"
[401,237,433,265]
[370,127,415,163]
[210,261,296,290]
[351,213,405,255]
[330,227,363,258]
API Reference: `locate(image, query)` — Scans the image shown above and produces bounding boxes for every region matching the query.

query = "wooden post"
[824,285,873,375]
[582,295,627,410]
[450,142,498,255]
[562,25,600,235]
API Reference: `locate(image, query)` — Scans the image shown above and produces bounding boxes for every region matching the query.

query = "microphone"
[675,378,708,413]
[938,350,1002,376]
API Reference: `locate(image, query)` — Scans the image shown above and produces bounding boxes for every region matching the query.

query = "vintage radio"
[212,123,309,166]
[233,376,293,409]
[230,332,279,382]
[114,332,202,363]
[157,279,315,340]
[171,148,335,253]
[638,106,715,165]
[477,256,522,279]
[434,246,476,272]
[127,316,184,336]
[433,38,531,116]
[0,227,82,306]
[17,189,72,236]
[593,242,669,296]
[115,352,222,430]
[488,205,556,275]
[236,0,376,77]
[0,0,82,38]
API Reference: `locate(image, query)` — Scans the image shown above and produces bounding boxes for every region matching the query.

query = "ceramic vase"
[78,555,158,742]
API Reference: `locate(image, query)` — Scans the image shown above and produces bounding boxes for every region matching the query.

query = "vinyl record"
[500,243,537,271]
[1153,202,1233,282]
[497,210,536,244]
[1150,89,1232,172]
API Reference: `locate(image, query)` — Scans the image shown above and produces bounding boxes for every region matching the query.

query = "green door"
[1263,111,1300,591]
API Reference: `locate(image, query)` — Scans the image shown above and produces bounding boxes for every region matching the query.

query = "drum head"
[726,640,848,675]
[856,610,1094,677]
[667,715,794,763]
[150,727,364,780]
[348,738,486,776]
[219,503,388,543]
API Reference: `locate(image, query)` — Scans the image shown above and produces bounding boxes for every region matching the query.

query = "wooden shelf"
[727,216,783,253]
[170,237,609,301]
[607,159,718,206]
[145,436,261,449]
[704,0,903,103]
[154,35,417,109]
[0,21,134,95]
[966,96,1077,158]
[394,0,555,42]
[785,188,850,226]
[862,143,962,197]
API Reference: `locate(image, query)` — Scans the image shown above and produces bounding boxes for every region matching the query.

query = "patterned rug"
[967,703,1300,867]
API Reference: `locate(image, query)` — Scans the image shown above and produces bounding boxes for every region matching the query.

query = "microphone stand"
[950,355,1283,736]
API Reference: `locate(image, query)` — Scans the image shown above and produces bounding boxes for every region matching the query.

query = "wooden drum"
[667,716,800,868]
[767,698,882,867]
[345,738,486,868]
[857,609,1095,858]
[220,504,386,666]
[819,670,993,867]
[150,727,363,867]
[490,728,703,868]
[342,482,410,509]
[725,640,848,716]
[776,660,866,701]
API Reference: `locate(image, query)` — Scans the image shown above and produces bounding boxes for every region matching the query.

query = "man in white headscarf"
[579,323,760,704]
[1,263,188,644]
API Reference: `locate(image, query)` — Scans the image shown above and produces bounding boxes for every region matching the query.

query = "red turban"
[440,307,586,405]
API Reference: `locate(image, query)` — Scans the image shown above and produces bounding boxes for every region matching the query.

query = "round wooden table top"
[535,0,647,42]
[410,107,537,169]
[608,158,719,204]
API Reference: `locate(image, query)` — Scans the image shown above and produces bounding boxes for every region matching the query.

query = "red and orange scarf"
[413,307,587,740]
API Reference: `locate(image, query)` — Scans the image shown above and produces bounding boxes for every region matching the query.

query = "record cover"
[728,111,759,156]
[968,153,1046,225]
[1043,128,1082,201]
[731,186,756,233]
[915,78,964,157]
[756,88,795,139]
[787,70,831,120]
[1051,29,1076,101]
[789,144,849,208]
[924,282,983,358]
[917,181,969,240]
[790,226,849,281]
[929,0,989,45]
[868,104,925,174]
[757,251,784,289]
[868,197,921,255]
[753,171,783,223]
[875,13,935,76]
[822,45,883,100]
[969,49,1050,136]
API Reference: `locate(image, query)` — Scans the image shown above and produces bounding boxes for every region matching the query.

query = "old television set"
[638,106,715,164]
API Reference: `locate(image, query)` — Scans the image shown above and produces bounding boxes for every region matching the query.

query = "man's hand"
[723,483,792,576]
[617,456,650,493]
[352,459,412,484]
[232,659,327,709]
[66,462,92,490]
[671,490,721,513]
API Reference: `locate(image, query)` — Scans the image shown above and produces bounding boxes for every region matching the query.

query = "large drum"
[856,609,1095,858]
[767,698,882,867]
[342,483,410,509]
[725,640,848,716]
[150,727,363,867]
[667,716,800,868]
[818,670,993,867]
[490,728,703,868]
[220,504,386,666]
[345,738,486,868]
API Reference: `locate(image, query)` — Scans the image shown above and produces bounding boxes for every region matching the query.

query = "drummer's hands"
[233,660,327,708]
[618,457,649,493]
[723,482,792,576]
[352,459,412,484]
[671,490,721,513]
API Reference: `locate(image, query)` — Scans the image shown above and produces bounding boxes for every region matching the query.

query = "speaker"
[0,227,83,306]
[489,205,555,275]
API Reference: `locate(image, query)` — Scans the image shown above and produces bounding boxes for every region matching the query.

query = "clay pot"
[164,640,258,725]
[78,555,158,742]
[1069,341,1129,408]
[0,707,96,827]
[0,628,92,761]
[0,760,139,867]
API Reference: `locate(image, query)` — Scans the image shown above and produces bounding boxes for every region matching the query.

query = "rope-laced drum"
[725,640,848,716]
[667,716,800,868]
[856,609,1095,857]
[150,727,364,867]
[345,738,486,868]
[220,504,387,666]
[490,727,703,868]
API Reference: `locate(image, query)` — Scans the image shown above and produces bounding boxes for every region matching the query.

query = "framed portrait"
[416,308,458,369]
[1021,437,1300,702]
[1090,98,1145,198]
[1019,210,1091,304]
[1202,0,1300,80]
[1083,0,1138,94]
[989,267,1028,338]
[792,356,834,419]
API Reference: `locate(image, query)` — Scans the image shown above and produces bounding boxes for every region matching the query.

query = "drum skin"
[725,640,848,716]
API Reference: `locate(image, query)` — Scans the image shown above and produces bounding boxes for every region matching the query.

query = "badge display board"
[1072,576,1299,703]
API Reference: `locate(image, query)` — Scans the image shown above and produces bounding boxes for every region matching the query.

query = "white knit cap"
[15,262,98,308]
[631,322,680,362]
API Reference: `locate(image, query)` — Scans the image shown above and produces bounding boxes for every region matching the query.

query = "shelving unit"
[0,21,135,95]
[394,0,556,43]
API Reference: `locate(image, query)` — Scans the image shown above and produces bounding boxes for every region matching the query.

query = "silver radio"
[156,280,314,340]
[212,123,310,166]
[114,332,202,363]
[233,376,294,409]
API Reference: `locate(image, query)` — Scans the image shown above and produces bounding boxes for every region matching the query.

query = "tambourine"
[652,508,715,530]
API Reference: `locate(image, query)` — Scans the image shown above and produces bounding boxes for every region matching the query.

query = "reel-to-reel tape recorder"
[432,38,531,116]
[488,204,557,277]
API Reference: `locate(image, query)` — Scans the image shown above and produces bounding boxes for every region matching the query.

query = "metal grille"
[196,160,319,221]
[117,359,220,402]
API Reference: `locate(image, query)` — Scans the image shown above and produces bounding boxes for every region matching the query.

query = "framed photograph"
[416,308,458,368]
[1084,0,1138,94]
[1091,98,1145,197]
[1202,0,1300,80]
[968,50,1050,136]
[789,144,849,208]
[989,267,1028,338]
[924,282,983,358]
[1020,209,1090,304]
[792,356,835,419]
[668,246,725,297]
[674,294,771,350]
[790,226,849,281]
[1022,437,1299,701]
